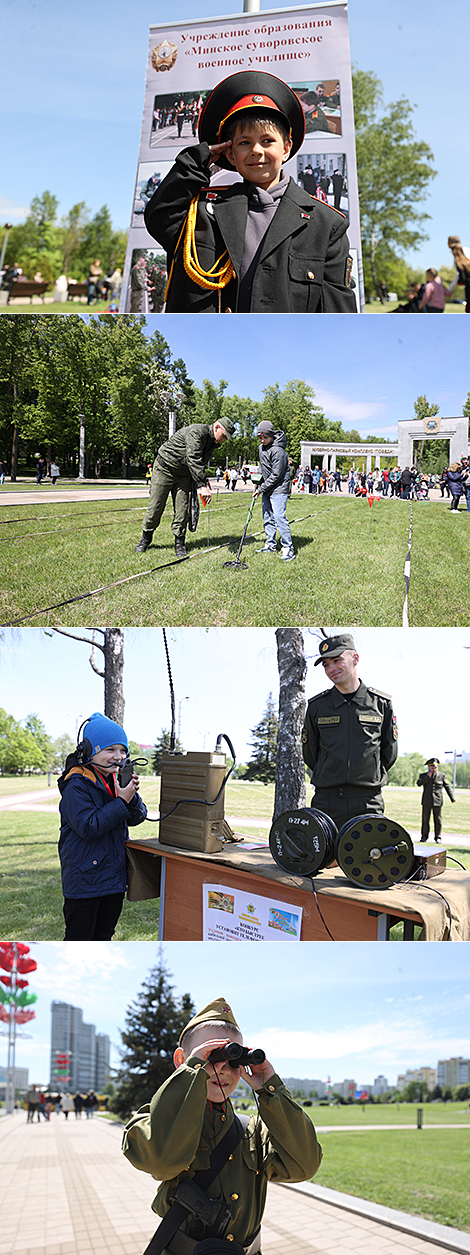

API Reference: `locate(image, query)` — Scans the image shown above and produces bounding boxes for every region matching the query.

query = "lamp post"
[78,414,86,479]
[160,391,185,439]
[0,223,13,273]
[445,749,462,793]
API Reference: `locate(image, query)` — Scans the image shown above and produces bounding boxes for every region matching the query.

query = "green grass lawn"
[312,1126,470,1230]
[0,298,112,314]
[1,491,468,626]
[0,777,468,940]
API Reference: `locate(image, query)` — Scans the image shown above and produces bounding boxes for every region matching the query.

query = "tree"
[23,714,54,771]
[0,709,45,775]
[412,396,450,473]
[388,752,424,788]
[110,952,195,1118]
[273,629,307,821]
[52,628,125,723]
[153,729,184,775]
[353,69,436,299]
[244,694,278,784]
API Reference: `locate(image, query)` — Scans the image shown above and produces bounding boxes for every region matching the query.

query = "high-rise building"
[437,1057,470,1088]
[50,1001,110,1093]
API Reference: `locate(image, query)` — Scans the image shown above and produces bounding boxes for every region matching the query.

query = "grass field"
[0,777,468,940]
[1,491,469,627]
[312,1126,470,1230]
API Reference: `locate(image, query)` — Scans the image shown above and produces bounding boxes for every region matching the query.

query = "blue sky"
[9,941,470,1086]
[1,627,469,761]
[1,0,468,268]
[141,312,470,440]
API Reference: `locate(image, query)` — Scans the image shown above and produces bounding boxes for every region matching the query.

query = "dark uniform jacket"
[258,431,290,496]
[144,143,356,313]
[416,771,455,807]
[155,424,217,488]
[122,1057,322,1250]
[58,766,147,899]
[302,680,398,789]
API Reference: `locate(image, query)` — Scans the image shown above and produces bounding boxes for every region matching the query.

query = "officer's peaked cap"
[199,71,305,169]
[179,996,241,1045]
[425,757,440,766]
[314,633,356,665]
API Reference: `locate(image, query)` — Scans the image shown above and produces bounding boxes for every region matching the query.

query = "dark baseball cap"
[314,633,356,666]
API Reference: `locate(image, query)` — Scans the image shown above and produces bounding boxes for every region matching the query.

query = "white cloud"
[0,197,29,222]
[306,385,390,430]
[33,943,138,997]
[252,1018,470,1066]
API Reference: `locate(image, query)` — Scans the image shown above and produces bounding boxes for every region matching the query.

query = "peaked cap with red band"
[199,70,305,168]
[179,996,241,1045]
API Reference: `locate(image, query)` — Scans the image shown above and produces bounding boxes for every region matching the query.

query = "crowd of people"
[151,96,204,140]
[25,1084,102,1121]
[392,236,470,312]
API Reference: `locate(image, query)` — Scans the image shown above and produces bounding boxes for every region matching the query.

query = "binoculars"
[207,1043,266,1068]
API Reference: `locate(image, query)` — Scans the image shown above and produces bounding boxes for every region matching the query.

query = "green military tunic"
[122,1057,322,1251]
[302,679,398,828]
[142,424,217,540]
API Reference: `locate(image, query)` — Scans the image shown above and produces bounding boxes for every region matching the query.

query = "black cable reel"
[269,808,338,876]
[335,815,414,887]
[269,808,414,888]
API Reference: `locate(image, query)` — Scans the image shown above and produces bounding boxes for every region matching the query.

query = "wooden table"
[126,837,470,941]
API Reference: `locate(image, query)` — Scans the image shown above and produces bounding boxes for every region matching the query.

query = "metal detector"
[223,493,257,570]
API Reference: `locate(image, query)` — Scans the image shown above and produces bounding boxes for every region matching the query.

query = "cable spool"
[335,814,414,888]
[269,808,338,877]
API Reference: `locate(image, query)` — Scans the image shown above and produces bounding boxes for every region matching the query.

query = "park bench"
[5,281,49,303]
[67,282,88,301]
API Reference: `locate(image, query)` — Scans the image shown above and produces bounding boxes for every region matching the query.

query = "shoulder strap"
[143,1114,250,1255]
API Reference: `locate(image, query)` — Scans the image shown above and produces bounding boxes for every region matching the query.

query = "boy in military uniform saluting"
[122,996,322,1255]
[416,758,455,843]
[302,634,398,829]
[144,70,356,314]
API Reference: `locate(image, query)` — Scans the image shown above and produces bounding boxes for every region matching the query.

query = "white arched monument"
[397,416,468,466]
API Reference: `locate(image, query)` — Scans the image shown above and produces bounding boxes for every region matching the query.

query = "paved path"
[1,1110,467,1255]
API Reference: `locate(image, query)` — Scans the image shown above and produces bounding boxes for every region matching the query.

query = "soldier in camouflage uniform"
[122,997,322,1255]
[302,633,398,829]
[135,419,235,558]
[416,758,455,843]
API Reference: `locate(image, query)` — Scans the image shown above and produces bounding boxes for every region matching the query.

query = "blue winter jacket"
[58,766,147,899]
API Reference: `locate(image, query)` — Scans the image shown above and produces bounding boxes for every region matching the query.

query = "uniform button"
[227,1235,234,1242]
[231,1193,239,1200]
[307,270,315,280]
[256,1170,260,1175]
[93,860,97,865]
[220,1113,226,1121]
[228,1154,233,1160]
[268,1085,275,1091]
[224,307,232,313]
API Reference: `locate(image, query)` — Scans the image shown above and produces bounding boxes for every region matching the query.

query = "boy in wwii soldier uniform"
[144,70,356,314]
[122,997,322,1255]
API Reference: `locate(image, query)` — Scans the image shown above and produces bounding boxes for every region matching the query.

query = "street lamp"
[445,749,462,793]
[177,696,192,743]
[160,391,185,439]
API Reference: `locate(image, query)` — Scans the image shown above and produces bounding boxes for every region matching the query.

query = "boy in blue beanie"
[58,712,147,940]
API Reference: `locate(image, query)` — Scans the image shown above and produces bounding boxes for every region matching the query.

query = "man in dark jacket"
[144,70,356,313]
[416,758,455,842]
[135,418,235,557]
[58,713,147,940]
[254,420,295,560]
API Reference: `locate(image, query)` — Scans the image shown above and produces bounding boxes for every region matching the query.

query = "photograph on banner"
[120,1,362,313]
[294,79,342,135]
[297,152,348,213]
[203,883,302,942]
[131,162,173,228]
[128,248,167,313]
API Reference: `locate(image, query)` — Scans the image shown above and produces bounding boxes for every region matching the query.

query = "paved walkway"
[1,1110,468,1255]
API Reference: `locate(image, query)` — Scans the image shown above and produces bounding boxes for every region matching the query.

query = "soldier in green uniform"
[135,419,235,558]
[302,633,398,829]
[416,758,455,843]
[122,996,322,1255]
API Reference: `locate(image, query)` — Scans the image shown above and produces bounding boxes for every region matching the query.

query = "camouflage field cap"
[314,633,356,666]
[179,996,240,1045]
[219,417,236,438]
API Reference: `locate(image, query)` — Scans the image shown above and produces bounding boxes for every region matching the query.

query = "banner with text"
[121,0,362,312]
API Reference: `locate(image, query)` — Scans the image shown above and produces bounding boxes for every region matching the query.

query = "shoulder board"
[367,687,392,701]
[308,194,347,219]
[308,688,332,703]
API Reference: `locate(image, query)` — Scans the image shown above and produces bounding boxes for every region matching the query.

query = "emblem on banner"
[151,40,178,72]
[423,416,441,433]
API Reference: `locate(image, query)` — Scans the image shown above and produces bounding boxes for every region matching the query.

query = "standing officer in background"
[416,758,455,843]
[302,633,398,829]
